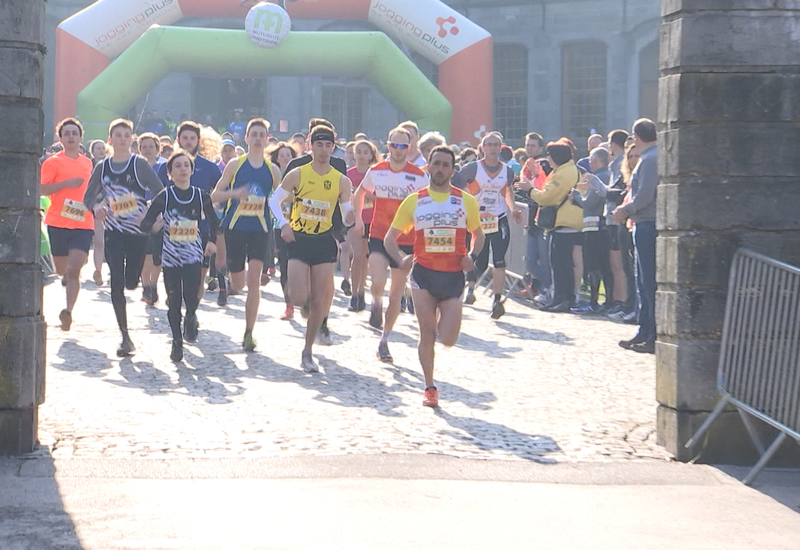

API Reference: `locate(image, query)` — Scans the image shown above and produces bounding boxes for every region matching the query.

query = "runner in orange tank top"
[353,127,429,363]
[384,146,484,408]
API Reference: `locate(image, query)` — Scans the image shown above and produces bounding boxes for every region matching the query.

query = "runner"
[268,141,299,320]
[88,140,109,285]
[346,139,380,312]
[40,118,95,331]
[158,121,223,303]
[140,150,219,361]
[284,119,349,345]
[453,132,522,319]
[353,127,429,362]
[211,118,281,351]
[138,132,166,306]
[215,136,238,305]
[83,118,164,356]
[269,125,354,373]
[399,121,427,168]
[384,146,484,407]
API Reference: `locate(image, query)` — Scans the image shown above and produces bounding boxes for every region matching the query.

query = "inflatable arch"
[56,0,493,143]
[77,28,452,141]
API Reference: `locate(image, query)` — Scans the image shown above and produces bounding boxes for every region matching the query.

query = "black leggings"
[582,230,610,305]
[550,231,581,305]
[105,231,148,333]
[275,232,289,303]
[467,216,511,283]
[163,264,202,342]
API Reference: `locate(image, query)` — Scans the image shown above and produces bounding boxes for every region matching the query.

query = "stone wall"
[657,0,800,462]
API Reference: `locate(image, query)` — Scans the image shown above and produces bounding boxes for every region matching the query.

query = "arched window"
[562,41,607,146]
[494,43,528,145]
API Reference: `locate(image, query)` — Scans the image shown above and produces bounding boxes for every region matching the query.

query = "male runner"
[158,121,223,302]
[269,125,354,373]
[211,119,281,351]
[385,146,484,407]
[284,119,348,345]
[83,119,164,356]
[353,127,429,362]
[40,118,94,331]
[453,132,522,319]
[399,121,427,168]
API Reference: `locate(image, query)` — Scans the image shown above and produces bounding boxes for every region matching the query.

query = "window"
[562,41,607,149]
[494,44,528,145]
[321,83,368,139]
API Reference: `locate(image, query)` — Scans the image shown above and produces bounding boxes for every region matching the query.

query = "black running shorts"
[368,237,413,270]
[287,230,338,266]
[225,230,270,273]
[47,226,93,257]
[409,263,465,303]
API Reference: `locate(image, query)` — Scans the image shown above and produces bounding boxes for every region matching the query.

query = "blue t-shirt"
[228,121,247,138]
[157,154,222,194]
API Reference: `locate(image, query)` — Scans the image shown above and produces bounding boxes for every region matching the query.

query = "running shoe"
[170,339,183,362]
[184,313,198,343]
[605,303,624,317]
[206,278,218,292]
[407,296,414,314]
[631,340,655,354]
[151,289,159,305]
[141,286,151,303]
[622,310,638,324]
[400,296,407,313]
[357,294,366,312]
[243,331,257,352]
[59,309,72,332]
[369,303,383,329]
[317,324,333,346]
[301,350,319,373]
[464,289,476,305]
[490,300,506,319]
[280,305,294,320]
[61,277,67,287]
[93,270,103,286]
[348,295,359,312]
[378,341,393,363]
[571,303,602,314]
[217,289,228,307]
[268,268,276,277]
[116,336,136,357]
[618,335,647,350]
[341,278,352,296]
[423,387,439,408]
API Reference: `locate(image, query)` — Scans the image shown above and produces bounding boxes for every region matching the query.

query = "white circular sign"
[245,2,291,48]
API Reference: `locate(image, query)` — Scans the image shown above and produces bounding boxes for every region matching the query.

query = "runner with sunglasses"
[353,127,429,363]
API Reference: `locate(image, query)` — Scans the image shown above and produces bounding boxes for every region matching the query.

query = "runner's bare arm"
[40,178,84,195]
[383,227,407,269]
[210,161,247,203]
[339,174,354,226]
[270,164,282,191]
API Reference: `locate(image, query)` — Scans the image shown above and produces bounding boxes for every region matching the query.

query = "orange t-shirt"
[41,151,94,230]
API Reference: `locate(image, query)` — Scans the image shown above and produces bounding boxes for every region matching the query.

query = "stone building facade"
[44,0,659,146]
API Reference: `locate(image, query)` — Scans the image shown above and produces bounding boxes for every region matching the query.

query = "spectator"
[146,109,168,135]
[604,130,632,319]
[520,132,552,303]
[164,110,176,136]
[576,133,603,173]
[614,119,658,354]
[571,147,612,313]
[227,111,247,141]
[516,139,583,312]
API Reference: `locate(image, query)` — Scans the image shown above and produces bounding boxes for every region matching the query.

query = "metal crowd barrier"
[685,249,800,484]
[475,202,529,298]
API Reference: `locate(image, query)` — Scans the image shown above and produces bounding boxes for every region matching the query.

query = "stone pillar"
[657,1,800,462]
[0,1,46,455]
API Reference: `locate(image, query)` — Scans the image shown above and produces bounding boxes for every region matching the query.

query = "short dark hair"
[525,132,544,147]
[608,129,629,149]
[108,118,133,136]
[429,145,456,168]
[177,121,201,140]
[247,118,271,136]
[56,117,83,137]
[167,148,195,173]
[546,141,573,166]
[308,118,333,133]
[460,147,477,163]
[632,118,657,142]
[499,145,513,162]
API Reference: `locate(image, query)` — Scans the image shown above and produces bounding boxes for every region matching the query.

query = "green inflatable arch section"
[77,27,452,141]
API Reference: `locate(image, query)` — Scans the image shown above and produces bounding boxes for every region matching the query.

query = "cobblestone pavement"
[38,268,672,463]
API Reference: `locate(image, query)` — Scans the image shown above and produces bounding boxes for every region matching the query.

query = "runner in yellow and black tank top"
[290,163,340,236]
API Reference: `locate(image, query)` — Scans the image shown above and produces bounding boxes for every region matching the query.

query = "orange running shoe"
[280,305,294,320]
[423,387,439,408]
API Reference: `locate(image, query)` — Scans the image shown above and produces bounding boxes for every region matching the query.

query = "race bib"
[238,195,266,217]
[170,219,198,242]
[300,199,330,222]
[425,228,456,253]
[109,193,138,217]
[61,199,87,222]
[583,215,601,232]
[481,215,499,234]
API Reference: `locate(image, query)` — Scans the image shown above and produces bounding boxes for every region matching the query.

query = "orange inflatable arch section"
[56,0,493,143]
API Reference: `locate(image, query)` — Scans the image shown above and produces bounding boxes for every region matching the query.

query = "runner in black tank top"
[83,119,163,357]
[141,151,219,362]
